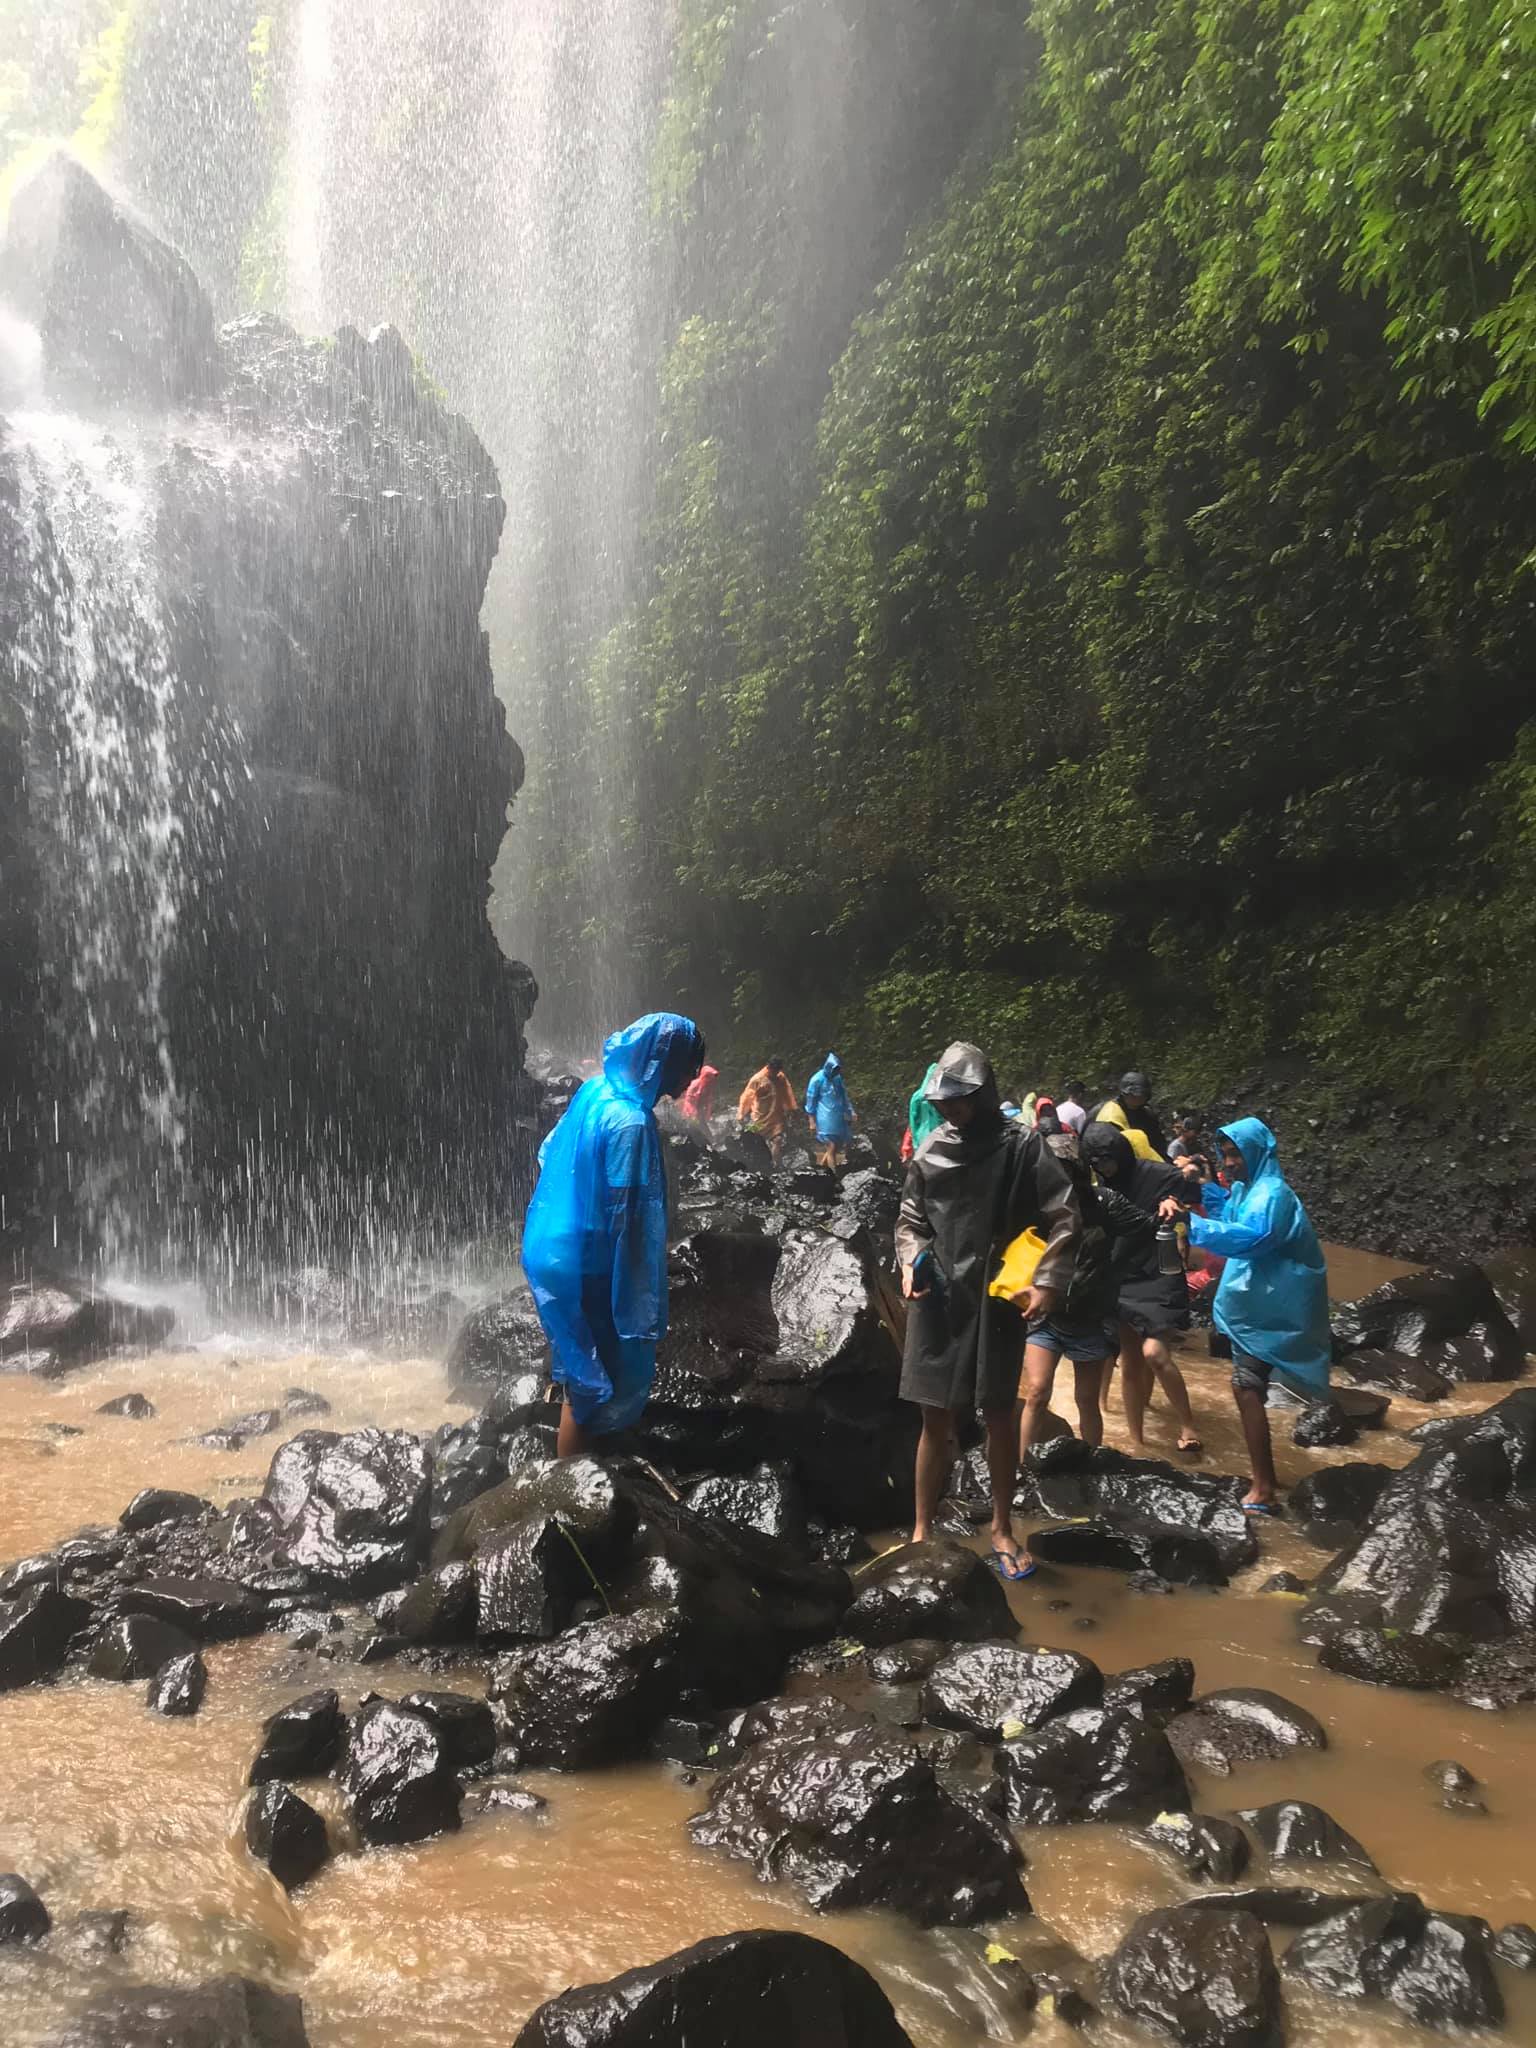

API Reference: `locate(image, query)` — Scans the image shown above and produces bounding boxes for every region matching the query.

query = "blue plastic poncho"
[1188,1117,1330,1396]
[520,1012,703,1434]
[805,1054,853,1141]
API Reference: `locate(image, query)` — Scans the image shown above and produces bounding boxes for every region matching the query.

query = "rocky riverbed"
[2,1152,1535,2047]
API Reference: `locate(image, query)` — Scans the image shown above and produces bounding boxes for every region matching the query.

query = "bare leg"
[1019,1345,1062,1459]
[1144,1334,1201,1450]
[1072,1359,1105,1447]
[1233,1384,1279,1504]
[1100,1355,1118,1409]
[1119,1325,1151,1451]
[556,1401,592,1459]
[912,1404,955,1541]
[983,1404,1022,1560]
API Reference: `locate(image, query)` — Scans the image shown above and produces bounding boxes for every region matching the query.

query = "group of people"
[520,1015,1332,1567]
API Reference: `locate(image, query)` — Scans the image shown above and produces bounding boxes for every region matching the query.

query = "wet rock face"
[398,1691,497,1771]
[920,1640,1103,1739]
[1104,1905,1283,2048]
[1145,1812,1251,1884]
[263,1429,432,1596]
[0,1585,92,1690]
[1288,1465,1392,1549]
[844,1540,1013,1647]
[511,1928,917,2048]
[146,1649,207,1716]
[38,1973,312,2047]
[444,1291,551,1405]
[1102,1658,1195,1722]
[0,1873,50,1945]
[339,1700,462,1847]
[245,1782,330,1892]
[87,1613,197,1683]
[1237,1800,1375,1870]
[689,1724,1027,1925]
[1,1285,175,1373]
[1284,1892,1504,2031]
[491,1608,683,1769]
[1332,1268,1525,1383]
[1305,1386,1536,1658]
[1018,1442,1257,1584]
[249,1690,344,1784]
[1317,1626,1463,1692]
[992,1706,1190,1825]
[1166,1688,1327,1776]
[683,1462,810,1555]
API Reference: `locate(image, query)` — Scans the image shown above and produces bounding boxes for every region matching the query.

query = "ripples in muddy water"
[1,1299,1534,2046]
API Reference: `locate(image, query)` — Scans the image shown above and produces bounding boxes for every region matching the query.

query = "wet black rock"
[1166,1688,1327,1776]
[491,1608,682,1768]
[39,1973,311,2047]
[433,1456,635,1574]
[1424,1758,1478,1795]
[0,1584,92,1690]
[1289,1465,1392,1549]
[1144,1812,1251,1883]
[993,1705,1190,1825]
[97,1392,155,1419]
[339,1699,462,1847]
[1306,1386,1536,1655]
[474,1516,589,1641]
[471,1782,550,1821]
[1260,1572,1309,1595]
[1317,1626,1463,1691]
[866,1638,947,1684]
[729,1693,870,1750]
[0,1873,50,1944]
[1483,1249,1536,1351]
[119,1575,265,1642]
[264,1428,431,1596]
[1027,1520,1233,1588]
[649,1712,728,1767]
[445,1289,552,1404]
[920,1640,1102,1740]
[246,1782,329,1891]
[1191,1887,1364,1926]
[1453,1634,1536,1710]
[1102,1657,1196,1723]
[379,1560,478,1647]
[1237,1799,1376,1870]
[1018,1442,1257,1580]
[683,1462,809,1555]
[249,1689,344,1784]
[1493,1922,1536,1969]
[511,1928,916,2048]
[1332,1266,1519,1361]
[689,1724,1026,1924]
[398,1690,497,1770]
[119,1489,211,1532]
[1335,1347,1450,1400]
[0,1282,175,1372]
[146,1649,206,1716]
[88,1612,196,1682]
[1292,1400,1357,1447]
[283,1387,331,1418]
[1284,1891,1503,2030]
[844,1540,1012,1647]
[1105,1905,1281,2048]
[770,1227,901,1382]
[1332,1387,1391,1429]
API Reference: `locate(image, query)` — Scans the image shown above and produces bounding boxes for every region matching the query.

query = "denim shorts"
[1025,1317,1115,1365]
[1230,1348,1273,1394]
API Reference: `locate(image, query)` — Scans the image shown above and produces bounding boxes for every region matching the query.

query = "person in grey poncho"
[895,1042,1085,1579]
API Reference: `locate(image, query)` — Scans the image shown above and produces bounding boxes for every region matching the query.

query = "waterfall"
[7,409,189,1261]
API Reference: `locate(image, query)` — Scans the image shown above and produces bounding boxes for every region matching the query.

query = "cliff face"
[0,155,535,1270]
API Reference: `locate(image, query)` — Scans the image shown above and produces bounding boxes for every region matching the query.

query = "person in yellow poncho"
[737,1059,797,1164]
[1091,1071,1168,1163]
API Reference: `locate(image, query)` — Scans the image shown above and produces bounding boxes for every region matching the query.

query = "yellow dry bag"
[988,1226,1046,1300]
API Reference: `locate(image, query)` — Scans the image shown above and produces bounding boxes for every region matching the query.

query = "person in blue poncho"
[804,1052,856,1169]
[521,1012,705,1455]
[1182,1117,1330,1513]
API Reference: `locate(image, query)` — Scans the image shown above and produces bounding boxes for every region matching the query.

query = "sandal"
[1177,1435,1204,1460]
[1241,1499,1282,1517]
[989,1545,1038,1582]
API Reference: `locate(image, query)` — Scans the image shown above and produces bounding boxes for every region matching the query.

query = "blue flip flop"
[990,1546,1037,1581]
[1242,1500,1282,1517]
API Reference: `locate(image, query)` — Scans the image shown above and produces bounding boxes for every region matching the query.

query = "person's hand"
[1158,1195,1183,1221]
[902,1263,928,1300]
[1013,1283,1059,1319]
[1177,1158,1201,1178]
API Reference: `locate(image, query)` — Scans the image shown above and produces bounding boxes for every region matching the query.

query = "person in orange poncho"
[737,1058,797,1164]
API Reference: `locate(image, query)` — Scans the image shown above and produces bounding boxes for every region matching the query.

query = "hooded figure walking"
[804,1052,855,1170]
[521,1012,705,1456]
[895,1042,1085,1579]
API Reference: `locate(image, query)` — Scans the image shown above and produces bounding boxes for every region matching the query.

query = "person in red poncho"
[680,1063,720,1125]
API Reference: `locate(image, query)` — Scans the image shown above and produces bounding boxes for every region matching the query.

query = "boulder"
[1317,1627,1463,1691]
[98,1392,155,1418]
[379,1560,479,1647]
[992,1706,1190,1825]
[1288,1465,1392,1549]
[1331,1266,1516,1358]
[339,1699,462,1847]
[491,1608,682,1768]
[867,1639,947,1684]
[397,1690,497,1771]
[1018,1443,1256,1581]
[1482,1248,1536,1351]
[38,1974,310,2047]
[472,1783,550,1821]
[844,1540,1012,1648]
[263,1428,431,1596]
[511,1929,915,2048]
[249,1690,344,1784]
[284,1387,332,1417]
[1333,1387,1391,1429]
[1453,1634,1536,1710]
[1027,1520,1232,1587]
[1191,1887,1365,1926]
[88,1613,196,1682]
[770,1228,902,1382]
[1292,1400,1356,1448]
[683,1463,810,1555]
[1144,1812,1251,1883]
[1284,1892,1503,2031]
[444,1288,551,1404]
[120,1489,212,1532]
[0,1584,92,1690]
[432,1456,635,1574]
[1166,1688,1326,1776]
[1237,1799,1376,1870]
[474,1516,589,1641]
[0,1281,175,1368]
[0,1873,50,1944]
[1493,1923,1536,1969]
[920,1640,1102,1740]
[1104,1905,1282,2048]
[1420,1323,1527,1382]
[118,1576,265,1641]
[1102,1658,1196,1723]
[689,1724,1026,1925]
[146,1650,206,1716]
[1334,1348,1449,1401]
[245,1782,329,1891]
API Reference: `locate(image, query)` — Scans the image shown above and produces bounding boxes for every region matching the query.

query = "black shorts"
[1231,1348,1273,1395]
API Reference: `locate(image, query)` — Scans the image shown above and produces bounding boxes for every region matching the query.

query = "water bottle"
[1156,1221,1183,1276]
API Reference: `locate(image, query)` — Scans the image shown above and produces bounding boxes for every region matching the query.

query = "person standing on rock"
[804,1052,856,1171]
[737,1058,797,1164]
[1182,1117,1331,1513]
[521,1012,706,1456]
[1091,1071,1169,1161]
[679,1061,720,1127]
[896,1043,1084,1580]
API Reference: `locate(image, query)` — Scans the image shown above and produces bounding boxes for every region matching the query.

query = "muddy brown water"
[2,1249,1535,2046]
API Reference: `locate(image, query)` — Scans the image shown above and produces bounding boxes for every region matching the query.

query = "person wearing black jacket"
[895,1042,1084,1580]
[1091,1071,1171,1161]
[1080,1122,1204,1456]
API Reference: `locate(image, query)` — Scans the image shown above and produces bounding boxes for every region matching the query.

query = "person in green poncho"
[902,1062,943,1162]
